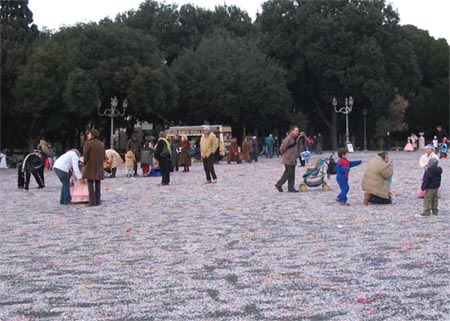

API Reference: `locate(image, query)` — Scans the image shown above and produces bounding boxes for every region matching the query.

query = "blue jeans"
[54,168,71,204]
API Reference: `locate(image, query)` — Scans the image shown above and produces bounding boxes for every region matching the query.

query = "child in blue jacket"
[336,147,362,206]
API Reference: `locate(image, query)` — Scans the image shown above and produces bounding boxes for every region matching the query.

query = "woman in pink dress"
[404,138,414,152]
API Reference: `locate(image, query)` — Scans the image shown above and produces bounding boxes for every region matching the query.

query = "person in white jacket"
[419,144,439,169]
[53,149,82,204]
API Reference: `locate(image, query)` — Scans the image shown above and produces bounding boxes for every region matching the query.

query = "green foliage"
[121,0,253,65]
[402,25,449,134]
[14,22,177,147]
[256,0,422,148]
[171,30,292,132]
[1,0,39,147]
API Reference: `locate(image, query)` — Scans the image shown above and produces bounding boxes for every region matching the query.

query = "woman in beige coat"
[362,152,394,205]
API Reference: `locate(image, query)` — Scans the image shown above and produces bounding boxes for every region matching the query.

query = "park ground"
[0,151,449,321]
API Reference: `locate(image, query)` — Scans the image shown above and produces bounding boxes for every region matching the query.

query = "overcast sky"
[29,0,449,42]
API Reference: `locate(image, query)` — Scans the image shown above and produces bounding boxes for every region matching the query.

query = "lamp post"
[362,108,368,151]
[332,96,353,148]
[98,96,128,149]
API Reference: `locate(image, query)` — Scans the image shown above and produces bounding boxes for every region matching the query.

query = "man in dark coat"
[82,129,105,206]
[154,131,172,185]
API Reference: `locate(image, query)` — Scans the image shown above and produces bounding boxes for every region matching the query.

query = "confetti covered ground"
[0,151,449,321]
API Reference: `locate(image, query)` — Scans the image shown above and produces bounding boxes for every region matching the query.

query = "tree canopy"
[1,0,448,150]
[171,30,292,136]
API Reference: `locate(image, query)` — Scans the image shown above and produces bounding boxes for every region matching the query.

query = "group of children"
[334,146,442,216]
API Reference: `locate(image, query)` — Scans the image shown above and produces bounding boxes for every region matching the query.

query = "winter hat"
[424,144,434,150]
[428,157,438,167]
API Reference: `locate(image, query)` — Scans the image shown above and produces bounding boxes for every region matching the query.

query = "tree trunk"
[312,97,338,151]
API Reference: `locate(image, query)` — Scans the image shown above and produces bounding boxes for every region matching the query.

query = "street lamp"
[362,108,368,151]
[98,96,128,149]
[332,96,353,149]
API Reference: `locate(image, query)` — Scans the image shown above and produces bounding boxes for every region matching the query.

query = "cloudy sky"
[29,0,449,42]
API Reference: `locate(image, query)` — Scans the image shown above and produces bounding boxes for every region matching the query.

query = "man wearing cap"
[82,129,105,206]
[419,144,439,169]
[200,125,219,183]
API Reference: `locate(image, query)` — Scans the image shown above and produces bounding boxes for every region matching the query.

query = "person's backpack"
[327,157,337,175]
[160,142,170,158]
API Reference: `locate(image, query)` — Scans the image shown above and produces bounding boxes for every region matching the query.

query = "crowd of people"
[5,124,446,215]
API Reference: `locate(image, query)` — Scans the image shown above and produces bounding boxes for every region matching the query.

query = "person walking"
[200,125,219,183]
[275,125,299,193]
[154,131,172,185]
[420,158,442,216]
[82,129,105,206]
[53,149,82,205]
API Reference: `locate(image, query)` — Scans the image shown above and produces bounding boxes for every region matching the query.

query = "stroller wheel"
[299,183,307,192]
[322,183,330,192]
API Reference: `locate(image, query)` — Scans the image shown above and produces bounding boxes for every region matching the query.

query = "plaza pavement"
[0,151,449,321]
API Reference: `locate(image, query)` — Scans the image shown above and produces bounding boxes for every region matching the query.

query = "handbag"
[233,151,239,157]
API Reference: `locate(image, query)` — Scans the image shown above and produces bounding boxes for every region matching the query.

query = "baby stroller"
[299,153,336,192]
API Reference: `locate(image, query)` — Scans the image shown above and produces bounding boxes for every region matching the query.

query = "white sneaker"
[212,178,218,183]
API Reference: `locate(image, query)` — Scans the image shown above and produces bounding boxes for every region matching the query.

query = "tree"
[14,22,177,148]
[402,25,449,135]
[1,0,39,148]
[256,0,421,149]
[120,0,254,65]
[171,30,292,137]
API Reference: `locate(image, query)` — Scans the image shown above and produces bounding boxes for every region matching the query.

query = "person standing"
[250,136,259,162]
[170,134,181,172]
[315,133,323,154]
[53,149,82,205]
[126,134,141,176]
[140,142,154,176]
[297,132,309,167]
[420,158,442,216]
[275,125,299,193]
[241,136,251,163]
[178,136,192,172]
[154,131,172,185]
[436,125,448,142]
[82,129,105,206]
[124,149,136,178]
[200,125,219,183]
[265,134,275,158]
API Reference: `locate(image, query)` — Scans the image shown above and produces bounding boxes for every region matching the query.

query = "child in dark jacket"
[421,157,442,216]
[336,147,362,206]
